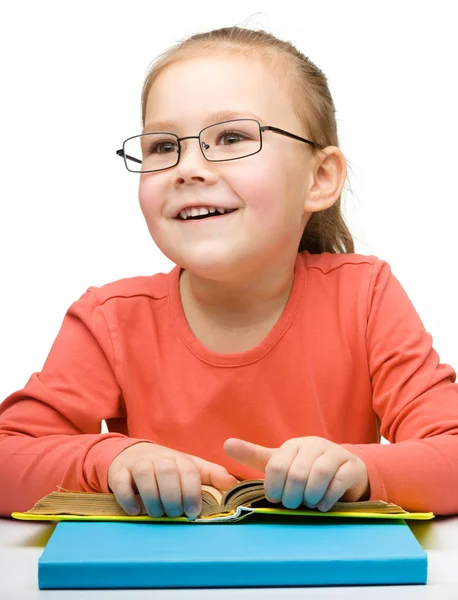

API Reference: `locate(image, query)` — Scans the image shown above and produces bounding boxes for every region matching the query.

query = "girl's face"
[139,55,315,279]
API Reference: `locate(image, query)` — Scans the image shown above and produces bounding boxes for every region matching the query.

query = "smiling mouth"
[176,208,238,221]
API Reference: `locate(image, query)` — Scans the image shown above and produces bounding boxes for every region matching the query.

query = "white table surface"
[2,516,458,599]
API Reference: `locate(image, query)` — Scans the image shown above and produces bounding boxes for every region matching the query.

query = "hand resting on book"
[223,436,370,513]
[107,442,239,519]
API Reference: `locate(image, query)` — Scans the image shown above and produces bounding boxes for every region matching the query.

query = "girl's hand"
[223,436,369,512]
[108,442,239,519]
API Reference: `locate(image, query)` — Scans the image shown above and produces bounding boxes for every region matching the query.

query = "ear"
[303,146,347,213]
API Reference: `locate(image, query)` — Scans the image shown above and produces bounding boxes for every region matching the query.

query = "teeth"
[178,205,232,219]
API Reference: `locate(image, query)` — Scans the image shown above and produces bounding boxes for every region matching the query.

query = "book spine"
[38,555,427,588]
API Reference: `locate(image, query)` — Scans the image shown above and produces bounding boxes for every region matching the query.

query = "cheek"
[231,156,284,209]
[138,176,164,224]
[238,158,291,222]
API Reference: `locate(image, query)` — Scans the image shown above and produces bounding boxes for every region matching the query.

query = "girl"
[1,26,457,520]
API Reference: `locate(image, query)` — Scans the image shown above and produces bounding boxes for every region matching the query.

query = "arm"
[341,260,458,515]
[0,290,151,516]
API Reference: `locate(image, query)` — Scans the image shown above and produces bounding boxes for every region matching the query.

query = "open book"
[12,479,435,522]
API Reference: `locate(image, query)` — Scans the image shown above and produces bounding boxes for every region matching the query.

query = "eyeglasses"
[116,118,323,173]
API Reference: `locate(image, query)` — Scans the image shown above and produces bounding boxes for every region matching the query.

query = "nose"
[177,135,209,160]
[173,135,217,185]
[175,135,213,172]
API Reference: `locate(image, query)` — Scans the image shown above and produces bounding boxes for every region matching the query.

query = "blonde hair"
[140,25,355,254]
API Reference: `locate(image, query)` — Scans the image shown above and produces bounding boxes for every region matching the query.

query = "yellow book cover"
[11,479,435,523]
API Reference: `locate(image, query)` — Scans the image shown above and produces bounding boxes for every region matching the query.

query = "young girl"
[1,26,458,520]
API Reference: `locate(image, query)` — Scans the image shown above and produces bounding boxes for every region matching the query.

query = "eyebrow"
[142,110,265,134]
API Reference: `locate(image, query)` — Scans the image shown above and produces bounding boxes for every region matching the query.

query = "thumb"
[187,454,239,491]
[223,438,275,472]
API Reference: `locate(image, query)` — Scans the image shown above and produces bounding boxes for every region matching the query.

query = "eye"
[148,140,178,154]
[217,130,247,145]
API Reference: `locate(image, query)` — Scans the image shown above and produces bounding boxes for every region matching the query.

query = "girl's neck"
[179,262,296,331]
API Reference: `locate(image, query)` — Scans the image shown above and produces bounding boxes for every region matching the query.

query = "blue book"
[38,516,427,589]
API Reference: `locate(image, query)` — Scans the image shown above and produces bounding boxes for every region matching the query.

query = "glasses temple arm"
[262,126,322,148]
[116,149,142,165]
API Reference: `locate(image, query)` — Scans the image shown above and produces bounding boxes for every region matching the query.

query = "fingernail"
[186,505,201,519]
[127,504,140,515]
[266,495,280,503]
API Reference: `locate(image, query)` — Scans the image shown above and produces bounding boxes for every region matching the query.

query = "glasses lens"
[122,119,261,172]
[123,133,179,172]
[201,119,260,161]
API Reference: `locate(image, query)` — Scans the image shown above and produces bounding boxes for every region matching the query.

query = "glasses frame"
[116,118,325,173]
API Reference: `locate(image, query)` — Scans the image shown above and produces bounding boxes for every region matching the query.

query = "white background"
[1,0,457,445]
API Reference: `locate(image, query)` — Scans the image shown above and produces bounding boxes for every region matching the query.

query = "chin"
[185,257,238,279]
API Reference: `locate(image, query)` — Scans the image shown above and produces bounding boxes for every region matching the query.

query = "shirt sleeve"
[0,290,152,516]
[341,259,458,515]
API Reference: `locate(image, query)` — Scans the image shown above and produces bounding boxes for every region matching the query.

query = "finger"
[304,452,346,509]
[154,456,184,518]
[190,455,239,491]
[207,464,240,491]
[223,438,274,473]
[109,467,143,516]
[316,462,356,512]
[175,456,203,518]
[264,444,299,504]
[276,446,318,509]
[130,460,164,517]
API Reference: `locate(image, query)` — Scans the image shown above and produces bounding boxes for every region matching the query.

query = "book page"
[201,485,223,504]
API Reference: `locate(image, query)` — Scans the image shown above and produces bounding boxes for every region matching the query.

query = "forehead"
[143,56,297,134]
[142,109,266,135]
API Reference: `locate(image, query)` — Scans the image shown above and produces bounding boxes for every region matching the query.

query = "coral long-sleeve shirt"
[1,251,458,517]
